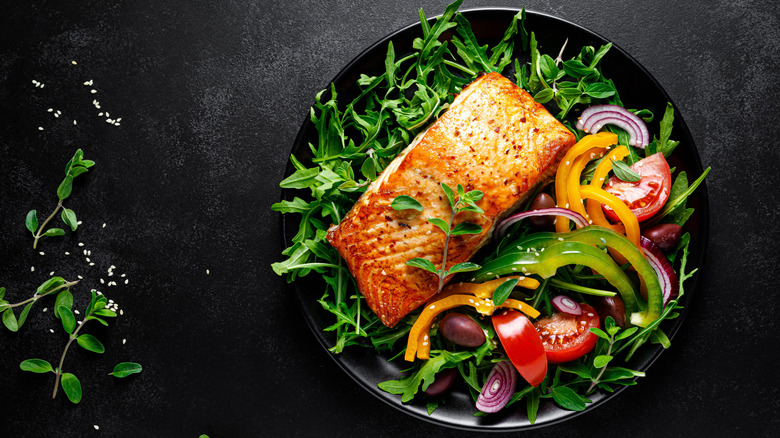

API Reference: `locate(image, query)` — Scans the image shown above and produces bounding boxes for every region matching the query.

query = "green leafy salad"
[273,0,709,422]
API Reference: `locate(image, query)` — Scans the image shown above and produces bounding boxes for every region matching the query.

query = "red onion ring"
[640,236,679,306]
[476,361,517,413]
[495,207,588,239]
[576,104,650,148]
[552,295,582,315]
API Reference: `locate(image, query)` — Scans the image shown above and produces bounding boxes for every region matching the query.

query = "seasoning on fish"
[327,72,576,327]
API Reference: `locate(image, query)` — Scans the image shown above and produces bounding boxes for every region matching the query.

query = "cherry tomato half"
[533,304,600,364]
[492,310,547,387]
[603,152,671,222]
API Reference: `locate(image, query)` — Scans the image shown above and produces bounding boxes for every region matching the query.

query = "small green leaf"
[77,334,105,353]
[79,159,96,168]
[526,389,540,423]
[406,258,438,275]
[492,278,519,306]
[427,217,450,234]
[589,327,610,340]
[69,167,89,178]
[614,326,639,341]
[390,195,423,212]
[458,203,484,214]
[448,262,481,275]
[54,290,73,318]
[593,355,613,368]
[60,373,82,404]
[20,358,54,373]
[57,175,74,200]
[93,308,117,318]
[583,82,616,99]
[611,160,641,182]
[61,208,78,231]
[0,287,5,300]
[550,386,587,411]
[558,362,592,379]
[18,302,34,328]
[59,306,75,334]
[440,183,455,208]
[42,228,66,237]
[88,316,109,326]
[533,88,554,104]
[109,362,143,378]
[451,222,482,236]
[3,308,19,332]
[37,277,66,294]
[649,328,671,348]
[26,210,38,234]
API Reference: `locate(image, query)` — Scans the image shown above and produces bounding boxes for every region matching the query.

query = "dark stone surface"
[0,0,777,436]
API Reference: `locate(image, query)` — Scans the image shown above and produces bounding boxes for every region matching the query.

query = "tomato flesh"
[603,152,671,222]
[533,304,600,364]
[492,310,547,387]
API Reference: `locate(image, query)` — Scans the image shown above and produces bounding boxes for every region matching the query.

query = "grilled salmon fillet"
[327,72,575,327]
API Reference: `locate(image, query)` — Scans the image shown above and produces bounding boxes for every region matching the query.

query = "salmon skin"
[327,72,575,327]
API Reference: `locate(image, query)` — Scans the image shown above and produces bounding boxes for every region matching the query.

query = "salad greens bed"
[273,0,708,421]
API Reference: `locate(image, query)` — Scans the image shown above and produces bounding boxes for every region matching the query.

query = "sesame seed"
[98,112,103,116]
[47,108,53,112]
[77,275,83,279]
[87,250,91,256]
[205,269,209,275]
[50,329,54,333]
[89,262,95,266]
[86,257,91,263]
[78,242,84,246]
[429,305,436,310]
[31,266,35,272]
[74,310,80,315]
[43,308,47,312]
[102,223,106,228]
[39,251,45,255]
[120,274,126,277]
[65,251,70,255]
[94,425,99,430]
[91,89,97,94]
[38,127,44,131]
[49,271,54,276]
[120,309,124,315]
[100,278,105,284]
[124,279,128,285]
[122,338,126,344]
[71,61,77,65]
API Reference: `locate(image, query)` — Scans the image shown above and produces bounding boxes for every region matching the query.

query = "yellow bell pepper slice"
[555,132,617,233]
[579,185,641,250]
[567,147,604,221]
[440,276,540,299]
[587,145,630,233]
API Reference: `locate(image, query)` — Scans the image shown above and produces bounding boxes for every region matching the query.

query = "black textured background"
[0,1,777,437]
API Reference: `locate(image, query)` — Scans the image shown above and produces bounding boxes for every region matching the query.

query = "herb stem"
[442,60,476,77]
[33,201,63,249]
[587,336,614,393]
[549,278,616,297]
[6,280,79,309]
[52,313,90,399]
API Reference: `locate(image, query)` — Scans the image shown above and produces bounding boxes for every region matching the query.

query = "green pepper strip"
[478,226,663,327]
[474,240,639,315]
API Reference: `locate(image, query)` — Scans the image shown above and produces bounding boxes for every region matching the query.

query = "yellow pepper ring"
[567,147,605,221]
[440,276,540,300]
[587,145,630,233]
[555,133,618,233]
[579,185,641,250]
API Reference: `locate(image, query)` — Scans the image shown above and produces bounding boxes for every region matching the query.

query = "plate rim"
[281,6,709,432]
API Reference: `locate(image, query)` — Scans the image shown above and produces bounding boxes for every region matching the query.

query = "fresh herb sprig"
[0,277,79,332]
[26,149,94,249]
[19,289,117,403]
[391,183,484,294]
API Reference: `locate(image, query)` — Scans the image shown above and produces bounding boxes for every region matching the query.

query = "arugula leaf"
[378,351,472,402]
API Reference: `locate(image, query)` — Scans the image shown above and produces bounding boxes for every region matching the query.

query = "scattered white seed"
[77,275,83,279]
[73,120,77,125]
[49,271,54,276]
[122,338,126,344]
[89,262,95,266]
[74,310,80,315]
[50,329,55,333]
[124,279,128,285]
[98,112,103,116]
[31,266,35,272]
[108,271,113,276]
[38,127,44,131]
[120,274,126,277]
[206,269,210,275]
[100,278,105,284]
[120,309,124,315]
[54,113,59,118]
[78,242,84,246]
[71,60,77,65]
[93,425,99,430]
[86,257,91,262]
[91,89,97,94]
[39,251,45,256]
[65,251,70,255]
[43,308,47,312]
[47,108,53,112]
[102,223,106,228]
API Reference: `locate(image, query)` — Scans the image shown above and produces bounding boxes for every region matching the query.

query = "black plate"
[281,8,708,432]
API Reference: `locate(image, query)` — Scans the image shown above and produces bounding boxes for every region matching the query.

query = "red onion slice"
[640,236,679,306]
[576,104,650,148]
[552,295,582,315]
[495,207,588,239]
[476,361,517,413]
